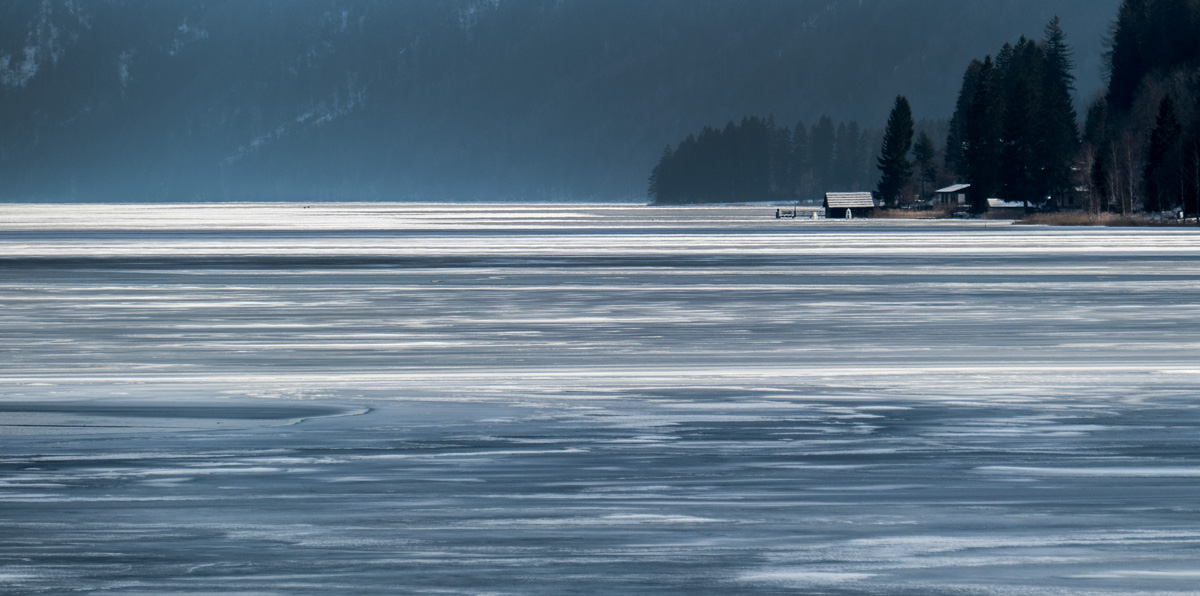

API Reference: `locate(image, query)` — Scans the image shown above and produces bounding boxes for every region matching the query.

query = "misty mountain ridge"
[0,0,1119,202]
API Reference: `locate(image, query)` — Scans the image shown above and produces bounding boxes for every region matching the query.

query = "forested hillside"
[1083,0,1200,215]
[0,0,1116,201]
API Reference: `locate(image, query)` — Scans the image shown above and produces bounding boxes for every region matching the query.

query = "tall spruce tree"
[999,38,1044,207]
[946,60,985,180]
[1144,95,1183,212]
[1105,0,1149,115]
[964,56,1002,213]
[1039,16,1080,205]
[876,95,915,207]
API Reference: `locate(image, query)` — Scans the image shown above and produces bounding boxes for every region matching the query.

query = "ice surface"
[2,203,1200,594]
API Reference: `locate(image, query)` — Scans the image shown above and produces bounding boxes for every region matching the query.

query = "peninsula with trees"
[648,0,1200,222]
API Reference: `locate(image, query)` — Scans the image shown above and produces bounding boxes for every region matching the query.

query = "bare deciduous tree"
[1106,130,1144,215]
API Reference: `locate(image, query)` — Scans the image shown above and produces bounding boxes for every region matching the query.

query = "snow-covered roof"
[824,192,875,208]
[988,198,1024,209]
[936,184,970,193]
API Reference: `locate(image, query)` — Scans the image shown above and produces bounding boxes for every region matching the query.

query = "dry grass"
[1016,212,1167,226]
[874,206,954,219]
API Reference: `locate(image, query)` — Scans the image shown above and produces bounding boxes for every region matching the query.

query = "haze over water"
[2,204,1200,594]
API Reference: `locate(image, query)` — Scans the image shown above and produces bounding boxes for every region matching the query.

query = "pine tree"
[876,95,915,208]
[945,60,985,180]
[964,56,1001,213]
[1105,0,1149,115]
[1144,95,1182,212]
[998,38,1043,207]
[1038,16,1080,205]
[912,132,938,201]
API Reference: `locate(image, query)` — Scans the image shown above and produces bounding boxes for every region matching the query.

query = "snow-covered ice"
[2,203,1199,594]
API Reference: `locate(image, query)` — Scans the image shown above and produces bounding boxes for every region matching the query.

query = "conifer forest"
[650,0,1200,218]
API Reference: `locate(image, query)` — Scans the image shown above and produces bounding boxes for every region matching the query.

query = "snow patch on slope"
[168,19,209,57]
[223,82,369,165]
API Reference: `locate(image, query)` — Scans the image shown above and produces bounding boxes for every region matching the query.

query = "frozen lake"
[2,203,1200,595]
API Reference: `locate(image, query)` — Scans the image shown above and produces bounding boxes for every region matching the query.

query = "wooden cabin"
[823,192,876,219]
[935,184,970,207]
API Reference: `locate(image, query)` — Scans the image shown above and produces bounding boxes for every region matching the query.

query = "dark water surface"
[2,204,1199,595]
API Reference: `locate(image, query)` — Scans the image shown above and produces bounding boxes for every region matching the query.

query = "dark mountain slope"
[0,0,1119,201]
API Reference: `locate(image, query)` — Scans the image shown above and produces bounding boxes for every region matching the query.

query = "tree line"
[845,17,1083,211]
[935,17,1080,212]
[649,18,1079,209]
[648,116,881,205]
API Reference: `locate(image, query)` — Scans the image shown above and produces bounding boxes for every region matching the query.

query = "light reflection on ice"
[977,466,1200,477]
